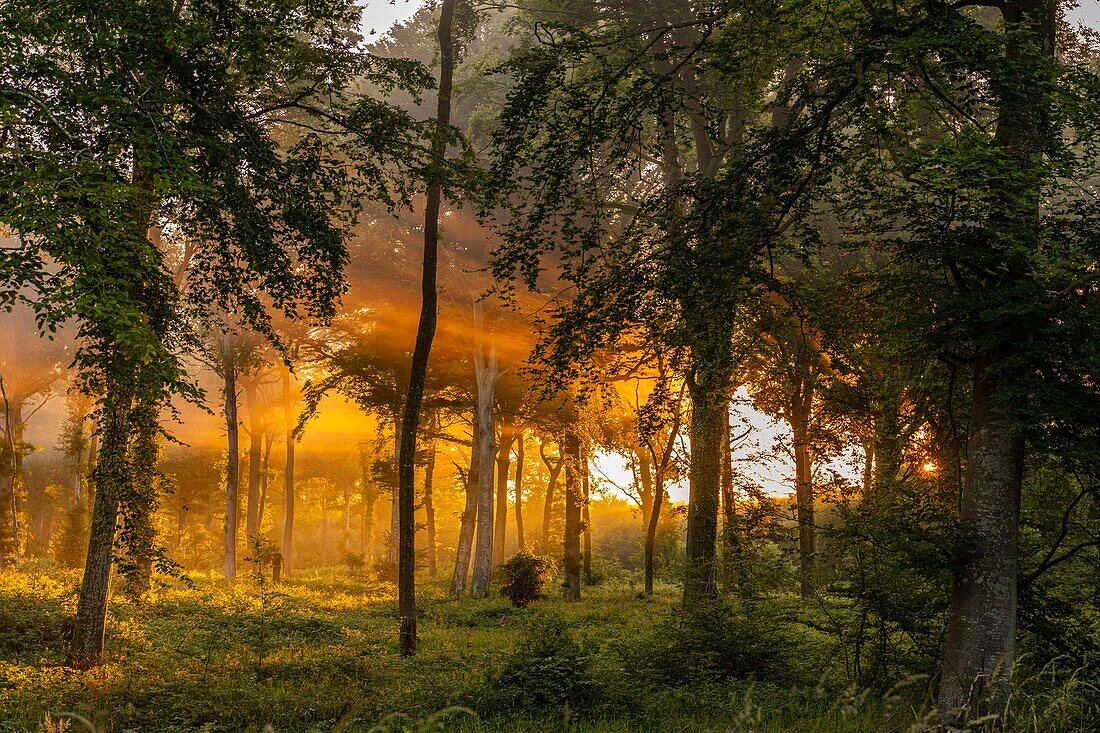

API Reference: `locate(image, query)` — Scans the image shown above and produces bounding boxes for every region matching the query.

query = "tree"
[396,0,460,656]
[0,0,427,667]
[488,0,858,603]
[844,0,1100,718]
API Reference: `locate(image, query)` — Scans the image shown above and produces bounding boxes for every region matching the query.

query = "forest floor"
[0,567,1076,732]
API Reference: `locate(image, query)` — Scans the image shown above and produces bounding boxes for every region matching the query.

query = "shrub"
[487,615,596,715]
[499,551,557,608]
[615,598,795,691]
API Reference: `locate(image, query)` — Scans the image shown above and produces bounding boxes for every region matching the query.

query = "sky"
[360,0,427,38]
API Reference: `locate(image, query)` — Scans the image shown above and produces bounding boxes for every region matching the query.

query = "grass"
[1,567,1095,732]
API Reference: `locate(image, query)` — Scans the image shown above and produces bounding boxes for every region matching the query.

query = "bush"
[615,598,796,691]
[486,615,596,715]
[499,551,557,608]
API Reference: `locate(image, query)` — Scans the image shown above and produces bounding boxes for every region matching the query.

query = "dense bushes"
[485,615,595,715]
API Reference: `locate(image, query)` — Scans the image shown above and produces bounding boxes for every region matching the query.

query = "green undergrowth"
[1,569,1095,732]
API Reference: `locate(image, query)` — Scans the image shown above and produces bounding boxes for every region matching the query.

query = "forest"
[1,0,1099,730]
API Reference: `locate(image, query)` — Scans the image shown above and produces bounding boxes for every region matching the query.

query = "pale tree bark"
[470,336,499,597]
[259,430,274,528]
[451,416,480,597]
[493,421,516,565]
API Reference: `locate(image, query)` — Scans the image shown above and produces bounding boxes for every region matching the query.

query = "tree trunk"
[343,473,351,558]
[637,449,654,534]
[451,416,480,597]
[320,499,329,566]
[936,0,1051,720]
[789,380,815,599]
[684,378,726,602]
[394,0,457,656]
[259,430,273,529]
[540,440,563,555]
[562,430,582,601]
[938,358,1025,718]
[0,380,17,569]
[389,410,401,570]
[123,404,159,597]
[224,358,240,580]
[514,431,525,551]
[360,445,377,559]
[280,366,295,576]
[644,478,664,596]
[493,422,515,565]
[470,342,499,597]
[582,469,592,585]
[424,436,438,578]
[720,413,745,589]
[244,381,262,543]
[69,391,130,668]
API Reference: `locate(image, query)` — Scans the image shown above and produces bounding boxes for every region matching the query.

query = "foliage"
[498,551,557,608]
[486,615,596,716]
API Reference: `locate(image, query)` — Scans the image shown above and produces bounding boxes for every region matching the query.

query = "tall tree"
[0,0,426,667]
[488,0,857,603]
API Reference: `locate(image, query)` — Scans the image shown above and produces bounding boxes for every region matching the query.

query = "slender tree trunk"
[394,0,457,656]
[563,430,582,601]
[259,431,273,529]
[320,500,329,566]
[582,469,592,585]
[224,359,240,580]
[470,343,499,597]
[514,431,525,551]
[720,413,745,588]
[790,382,815,598]
[451,417,480,597]
[389,411,401,570]
[540,441,563,555]
[245,381,262,543]
[343,473,351,557]
[281,366,295,575]
[644,479,664,596]
[424,436,437,578]
[359,445,376,559]
[493,423,515,565]
[684,377,727,602]
[0,379,17,569]
[637,450,654,533]
[69,391,130,668]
